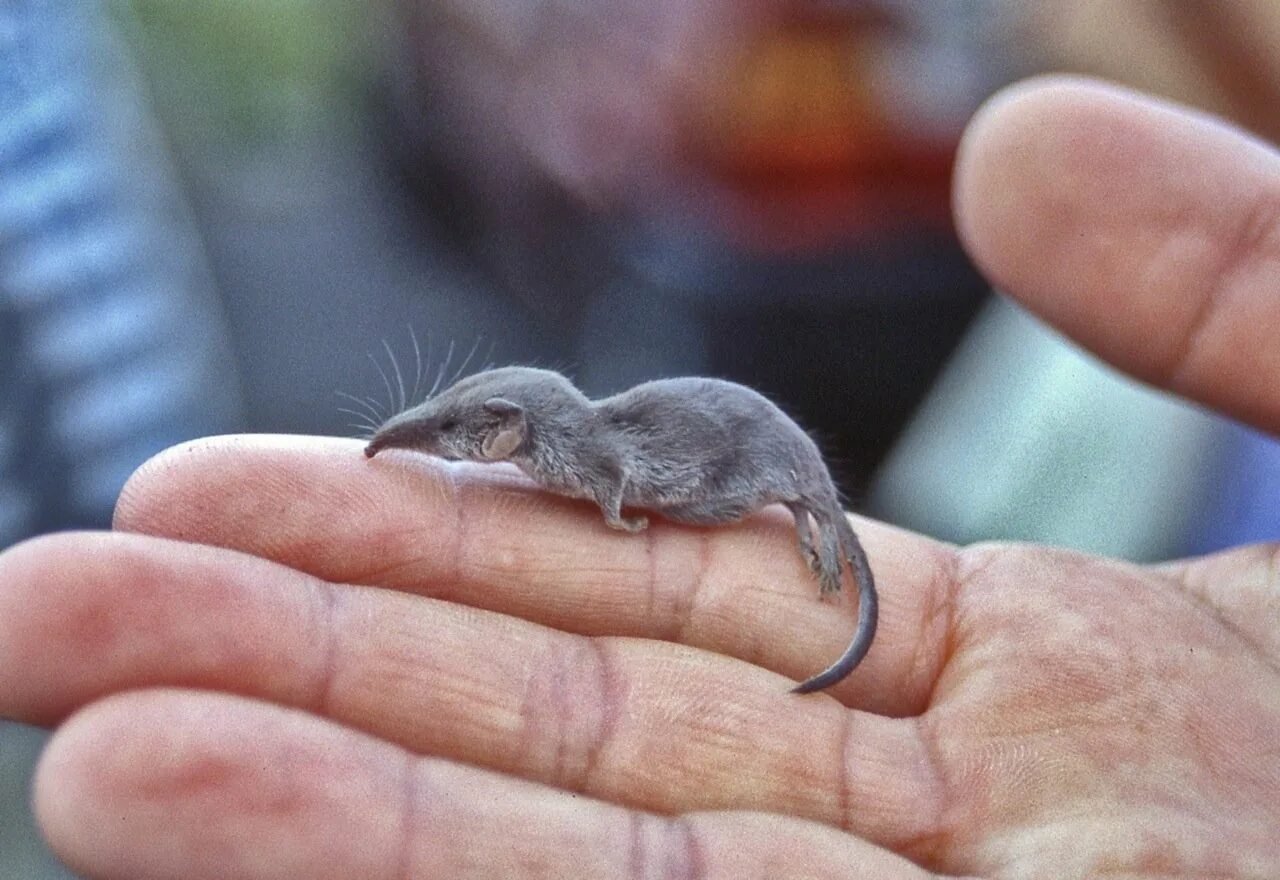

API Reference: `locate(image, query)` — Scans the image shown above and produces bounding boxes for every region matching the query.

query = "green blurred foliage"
[109,0,375,148]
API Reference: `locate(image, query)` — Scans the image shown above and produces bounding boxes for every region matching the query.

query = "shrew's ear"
[481,398,525,460]
[483,398,523,419]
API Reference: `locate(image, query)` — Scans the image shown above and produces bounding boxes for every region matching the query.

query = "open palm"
[2,77,1278,879]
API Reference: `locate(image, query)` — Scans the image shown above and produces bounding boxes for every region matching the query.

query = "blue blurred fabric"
[1,3,245,876]
[1191,422,1280,554]
[0,0,241,546]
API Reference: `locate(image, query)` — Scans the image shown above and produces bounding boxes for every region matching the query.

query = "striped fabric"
[0,0,241,546]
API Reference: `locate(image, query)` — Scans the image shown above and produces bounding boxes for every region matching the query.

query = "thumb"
[954,75,1280,434]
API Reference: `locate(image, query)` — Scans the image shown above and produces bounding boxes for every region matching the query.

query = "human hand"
[2,76,1278,879]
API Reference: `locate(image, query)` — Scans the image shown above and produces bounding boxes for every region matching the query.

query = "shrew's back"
[595,377,811,484]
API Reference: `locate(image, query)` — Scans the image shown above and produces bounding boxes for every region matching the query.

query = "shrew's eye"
[439,419,457,431]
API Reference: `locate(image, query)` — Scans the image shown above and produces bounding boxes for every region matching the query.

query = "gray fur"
[365,366,877,694]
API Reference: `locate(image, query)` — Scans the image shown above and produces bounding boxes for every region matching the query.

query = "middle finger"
[113,434,957,715]
[0,530,942,850]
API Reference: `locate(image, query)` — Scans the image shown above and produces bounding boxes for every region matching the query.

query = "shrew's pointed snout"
[364,414,430,458]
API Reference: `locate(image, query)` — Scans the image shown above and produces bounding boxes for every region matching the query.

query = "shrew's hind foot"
[805,549,822,574]
[816,562,843,599]
[812,512,845,599]
[786,502,824,575]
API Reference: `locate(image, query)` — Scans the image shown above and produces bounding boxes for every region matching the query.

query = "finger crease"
[351,548,435,591]
[907,712,956,864]
[671,530,713,645]
[663,815,707,880]
[921,545,968,712]
[643,525,673,642]
[393,754,420,880]
[627,811,649,880]
[836,708,855,831]
[1177,569,1280,678]
[568,636,623,794]
[447,468,465,593]
[629,812,704,880]
[313,579,341,718]
[1168,185,1280,388]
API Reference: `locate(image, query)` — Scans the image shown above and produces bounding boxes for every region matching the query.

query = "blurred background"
[3,1,1279,875]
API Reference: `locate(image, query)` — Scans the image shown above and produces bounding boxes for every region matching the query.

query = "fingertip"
[954,74,1280,430]
[112,433,368,535]
[33,690,409,880]
[112,434,229,531]
[32,693,136,876]
[954,74,1133,286]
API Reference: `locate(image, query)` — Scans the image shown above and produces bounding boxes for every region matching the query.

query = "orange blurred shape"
[698,9,897,177]
[686,8,955,254]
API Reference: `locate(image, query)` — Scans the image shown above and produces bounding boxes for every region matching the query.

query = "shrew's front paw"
[606,514,650,533]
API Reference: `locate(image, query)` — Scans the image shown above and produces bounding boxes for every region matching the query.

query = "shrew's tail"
[791,509,878,694]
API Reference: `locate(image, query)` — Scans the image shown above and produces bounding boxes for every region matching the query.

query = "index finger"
[114,434,956,716]
[954,76,1280,433]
